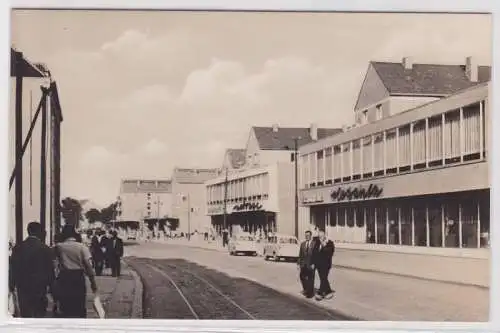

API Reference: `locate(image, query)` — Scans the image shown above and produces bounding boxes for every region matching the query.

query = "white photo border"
[1,0,498,332]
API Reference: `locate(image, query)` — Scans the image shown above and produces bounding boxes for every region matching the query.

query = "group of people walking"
[9,222,123,318]
[297,229,335,300]
[88,229,124,277]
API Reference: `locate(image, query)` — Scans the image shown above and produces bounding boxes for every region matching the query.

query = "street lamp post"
[293,137,301,239]
[181,193,191,241]
[222,167,229,232]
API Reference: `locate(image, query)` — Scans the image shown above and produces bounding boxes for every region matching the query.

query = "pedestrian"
[313,229,335,300]
[53,224,98,318]
[9,222,55,318]
[109,230,124,277]
[222,228,229,247]
[297,230,319,299]
[90,229,106,275]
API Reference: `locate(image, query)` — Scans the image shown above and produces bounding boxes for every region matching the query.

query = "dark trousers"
[17,288,48,318]
[94,258,104,276]
[110,257,122,277]
[299,266,315,297]
[57,270,87,318]
[317,266,333,295]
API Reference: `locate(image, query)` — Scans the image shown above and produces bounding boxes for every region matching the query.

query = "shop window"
[444,202,459,248]
[428,115,443,166]
[365,207,375,243]
[444,110,461,163]
[329,208,337,227]
[385,130,397,174]
[428,201,443,248]
[461,199,479,248]
[355,207,365,227]
[312,207,327,231]
[375,207,387,244]
[362,136,373,178]
[463,102,482,161]
[352,140,361,180]
[338,208,346,227]
[387,206,399,245]
[398,125,411,172]
[412,120,426,169]
[400,205,412,246]
[346,207,355,228]
[479,196,490,248]
[413,203,427,247]
[333,146,342,183]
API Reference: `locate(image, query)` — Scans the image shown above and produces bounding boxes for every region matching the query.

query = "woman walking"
[53,225,98,318]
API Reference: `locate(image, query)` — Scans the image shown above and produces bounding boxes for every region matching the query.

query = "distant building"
[171,168,220,234]
[9,48,63,245]
[118,179,173,223]
[300,57,491,253]
[206,124,341,237]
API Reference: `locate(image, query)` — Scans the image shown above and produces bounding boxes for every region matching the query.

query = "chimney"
[272,123,279,132]
[309,123,318,141]
[466,56,478,82]
[402,57,413,70]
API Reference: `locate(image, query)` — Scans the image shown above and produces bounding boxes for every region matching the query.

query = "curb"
[333,264,490,290]
[124,261,143,318]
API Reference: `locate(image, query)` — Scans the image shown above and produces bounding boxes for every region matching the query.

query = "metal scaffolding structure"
[10,48,63,245]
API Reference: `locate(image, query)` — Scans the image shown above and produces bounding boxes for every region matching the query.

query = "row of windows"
[301,101,486,188]
[311,196,489,249]
[207,173,270,205]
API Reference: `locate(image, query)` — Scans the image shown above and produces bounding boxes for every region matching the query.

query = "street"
[126,256,352,320]
[124,241,489,321]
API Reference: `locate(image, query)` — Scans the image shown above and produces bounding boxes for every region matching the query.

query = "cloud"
[140,138,168,155]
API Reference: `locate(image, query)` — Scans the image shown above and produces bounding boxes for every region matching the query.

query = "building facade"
[9,48,63,245]
[299,61,490,253]
[118,179,173,223]
[170,168,220,234]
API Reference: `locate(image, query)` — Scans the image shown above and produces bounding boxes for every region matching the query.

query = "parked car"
[228,234,258,256]
[255,237,266,256]
[263,234,300,262]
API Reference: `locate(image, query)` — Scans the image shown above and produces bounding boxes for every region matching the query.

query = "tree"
[61,197,83,228]
[101,201,119,224]
[85,208,101,224]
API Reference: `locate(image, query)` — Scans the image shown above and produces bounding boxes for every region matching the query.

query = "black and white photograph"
[7,7,492,325]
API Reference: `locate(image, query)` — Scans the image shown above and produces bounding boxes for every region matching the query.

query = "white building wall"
[171,182,210,233]
[276,162,295,236]
[388,96,440,117]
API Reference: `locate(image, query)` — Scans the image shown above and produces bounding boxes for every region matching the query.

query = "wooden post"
[40,87,48,235]
[15,51,24,245]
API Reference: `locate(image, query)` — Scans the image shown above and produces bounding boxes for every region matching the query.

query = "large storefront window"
[400,205,412,246]
[461,200,479,248]
[444,201,459,248]
[387,206,399,245]
[428,201,442,247]
[366,207,375,243]
[375,206,387,244]
[346,207,355,228]
[413,202,427,246]
[355,207,364,227]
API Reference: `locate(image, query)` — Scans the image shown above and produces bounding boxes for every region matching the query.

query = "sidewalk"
[48,261,142,319]
[159,238,489,288]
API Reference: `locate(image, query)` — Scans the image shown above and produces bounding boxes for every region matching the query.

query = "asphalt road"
[126,256,355,320]
[124,241,489,321]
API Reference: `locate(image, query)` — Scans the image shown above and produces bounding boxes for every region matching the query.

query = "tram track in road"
[153,258,356,320]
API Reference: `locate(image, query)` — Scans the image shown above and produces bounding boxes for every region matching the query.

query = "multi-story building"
[9,48,63,245]
[171,168,220,234]
[206,125,341,236]
[118,179,173,223]
[299,57,490,254]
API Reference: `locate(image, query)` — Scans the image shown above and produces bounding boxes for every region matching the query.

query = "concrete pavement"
[127,241,489,321]
[157,237,489,288]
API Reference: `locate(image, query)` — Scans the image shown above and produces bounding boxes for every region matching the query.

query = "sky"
[10,10,491,206]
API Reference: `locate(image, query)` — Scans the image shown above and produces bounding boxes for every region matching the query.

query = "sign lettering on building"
[302,193,324,204]
[233,202,263,212]
[331,184,383,202]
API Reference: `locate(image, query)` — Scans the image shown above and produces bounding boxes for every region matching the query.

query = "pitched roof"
[172,168,220,184]
[224,149,246,169]
[371,61,491,96]
[252,126,343,150]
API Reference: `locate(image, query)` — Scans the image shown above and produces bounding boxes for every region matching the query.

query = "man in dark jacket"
[314,229,335,300]
[90,229,106,276]
[297,230,319,298]
[109,230,124,277]
[10,222,55,317]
